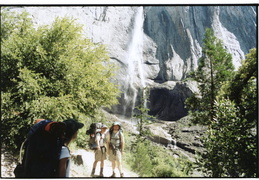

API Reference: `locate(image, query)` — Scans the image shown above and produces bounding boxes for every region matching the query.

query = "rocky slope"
[168,116,207,157]
[8,6,257,121]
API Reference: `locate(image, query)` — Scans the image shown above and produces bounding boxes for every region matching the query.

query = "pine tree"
[199,48,257,177]
[186,28,234,125]
[133,88,153,137]
[189,38,257,177]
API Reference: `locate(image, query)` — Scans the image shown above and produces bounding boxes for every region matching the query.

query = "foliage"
[125,138,191,177]
[221,48,257,177]
[127,88,193,177]
[185,28,257,177]
[186,28,234,125]
[133,88,154,137]
[1,9,119,153]
[225,48,257,123]
[188,34,257,176]
[197,97,257,177]
[197,99,242,176]
[131,140,153,177]
[148,142,192,177]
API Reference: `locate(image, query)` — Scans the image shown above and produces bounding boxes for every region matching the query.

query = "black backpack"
[86,123,103,150]
[15,119,66,178]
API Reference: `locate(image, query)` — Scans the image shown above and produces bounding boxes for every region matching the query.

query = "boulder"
[71,154,84,166]
[145,122,172,146]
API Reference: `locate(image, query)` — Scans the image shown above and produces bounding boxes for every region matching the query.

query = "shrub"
[1,9,119,153]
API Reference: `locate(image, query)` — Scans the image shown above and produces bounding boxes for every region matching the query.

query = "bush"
[1,9,119,153]
[125,136,192,177]
[132,141,153,177]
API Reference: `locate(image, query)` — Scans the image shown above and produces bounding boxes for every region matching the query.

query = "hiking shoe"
[91,168,95,177]
[110,172,115,177]
[120,173,124,177]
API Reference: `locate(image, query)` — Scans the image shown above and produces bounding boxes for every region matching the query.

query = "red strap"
[34,119,45,124]
[45,122,56,132]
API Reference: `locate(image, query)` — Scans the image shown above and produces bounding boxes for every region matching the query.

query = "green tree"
[131,141,153,177]
[186,28,234,125]
[1,9,119,152]
[224,48,257,177]
[133,88,153,137]
[195,48,257,177]
[197,99,244,177]
[226,48,257,122]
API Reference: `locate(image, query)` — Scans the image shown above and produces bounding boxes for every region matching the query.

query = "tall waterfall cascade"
[126,6,146,88]
[123,6,146,116]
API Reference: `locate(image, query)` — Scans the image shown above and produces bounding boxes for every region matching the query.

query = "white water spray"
[173,139,177,149]
[126,6,145,88]
[123,6,146,116]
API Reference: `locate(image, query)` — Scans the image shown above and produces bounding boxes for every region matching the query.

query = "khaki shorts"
[95,147,107,161]
[109,149,122,162]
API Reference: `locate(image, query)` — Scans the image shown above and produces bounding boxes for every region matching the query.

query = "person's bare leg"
[111,160,116,177]
[117,160,123,177]
[91,161,98,176]
[100,160,104,177]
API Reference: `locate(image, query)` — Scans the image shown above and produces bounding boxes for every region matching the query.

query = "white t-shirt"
[96,133,106,146]
[59,146,71,177]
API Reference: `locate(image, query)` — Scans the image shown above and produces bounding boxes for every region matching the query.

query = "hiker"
[91,124,108,177]
[21,119,66,178]
[58,119,84,177]
[106,122,125,177]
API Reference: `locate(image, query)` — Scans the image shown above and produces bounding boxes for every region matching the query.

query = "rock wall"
[9,6,257,121]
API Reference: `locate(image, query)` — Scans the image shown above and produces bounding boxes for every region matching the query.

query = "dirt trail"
[1,148,138,178]
[1,148,17,177]
[70,149,138,178]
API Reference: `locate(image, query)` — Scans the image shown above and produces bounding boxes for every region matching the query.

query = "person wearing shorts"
[91,124,108,177]
[106,122,125,177]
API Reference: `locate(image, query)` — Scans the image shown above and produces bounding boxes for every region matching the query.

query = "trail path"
[70,149,138,178]
[1,148,138,178]
[1,148,17,177]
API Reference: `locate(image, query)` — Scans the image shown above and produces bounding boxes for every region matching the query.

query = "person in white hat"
[106,122,125,177]
[91,124,108,177]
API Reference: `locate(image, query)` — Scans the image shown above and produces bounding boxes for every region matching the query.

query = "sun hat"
[113,122,121,126]
[101,124,108,129]
[112,122,122,128]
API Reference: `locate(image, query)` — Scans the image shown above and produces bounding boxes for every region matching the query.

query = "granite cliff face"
[9,6,257,121]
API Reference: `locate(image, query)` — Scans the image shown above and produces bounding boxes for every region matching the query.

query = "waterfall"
[173,139,177,149]
[123,6,145,116]
[167,139,177,149]
[127,6,145,88]
[135,7,146,88]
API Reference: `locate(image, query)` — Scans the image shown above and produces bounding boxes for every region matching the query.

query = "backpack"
[109,124,123,138]
[86,123,103,150]
[15,119,66,178]
[109,127,123,150]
